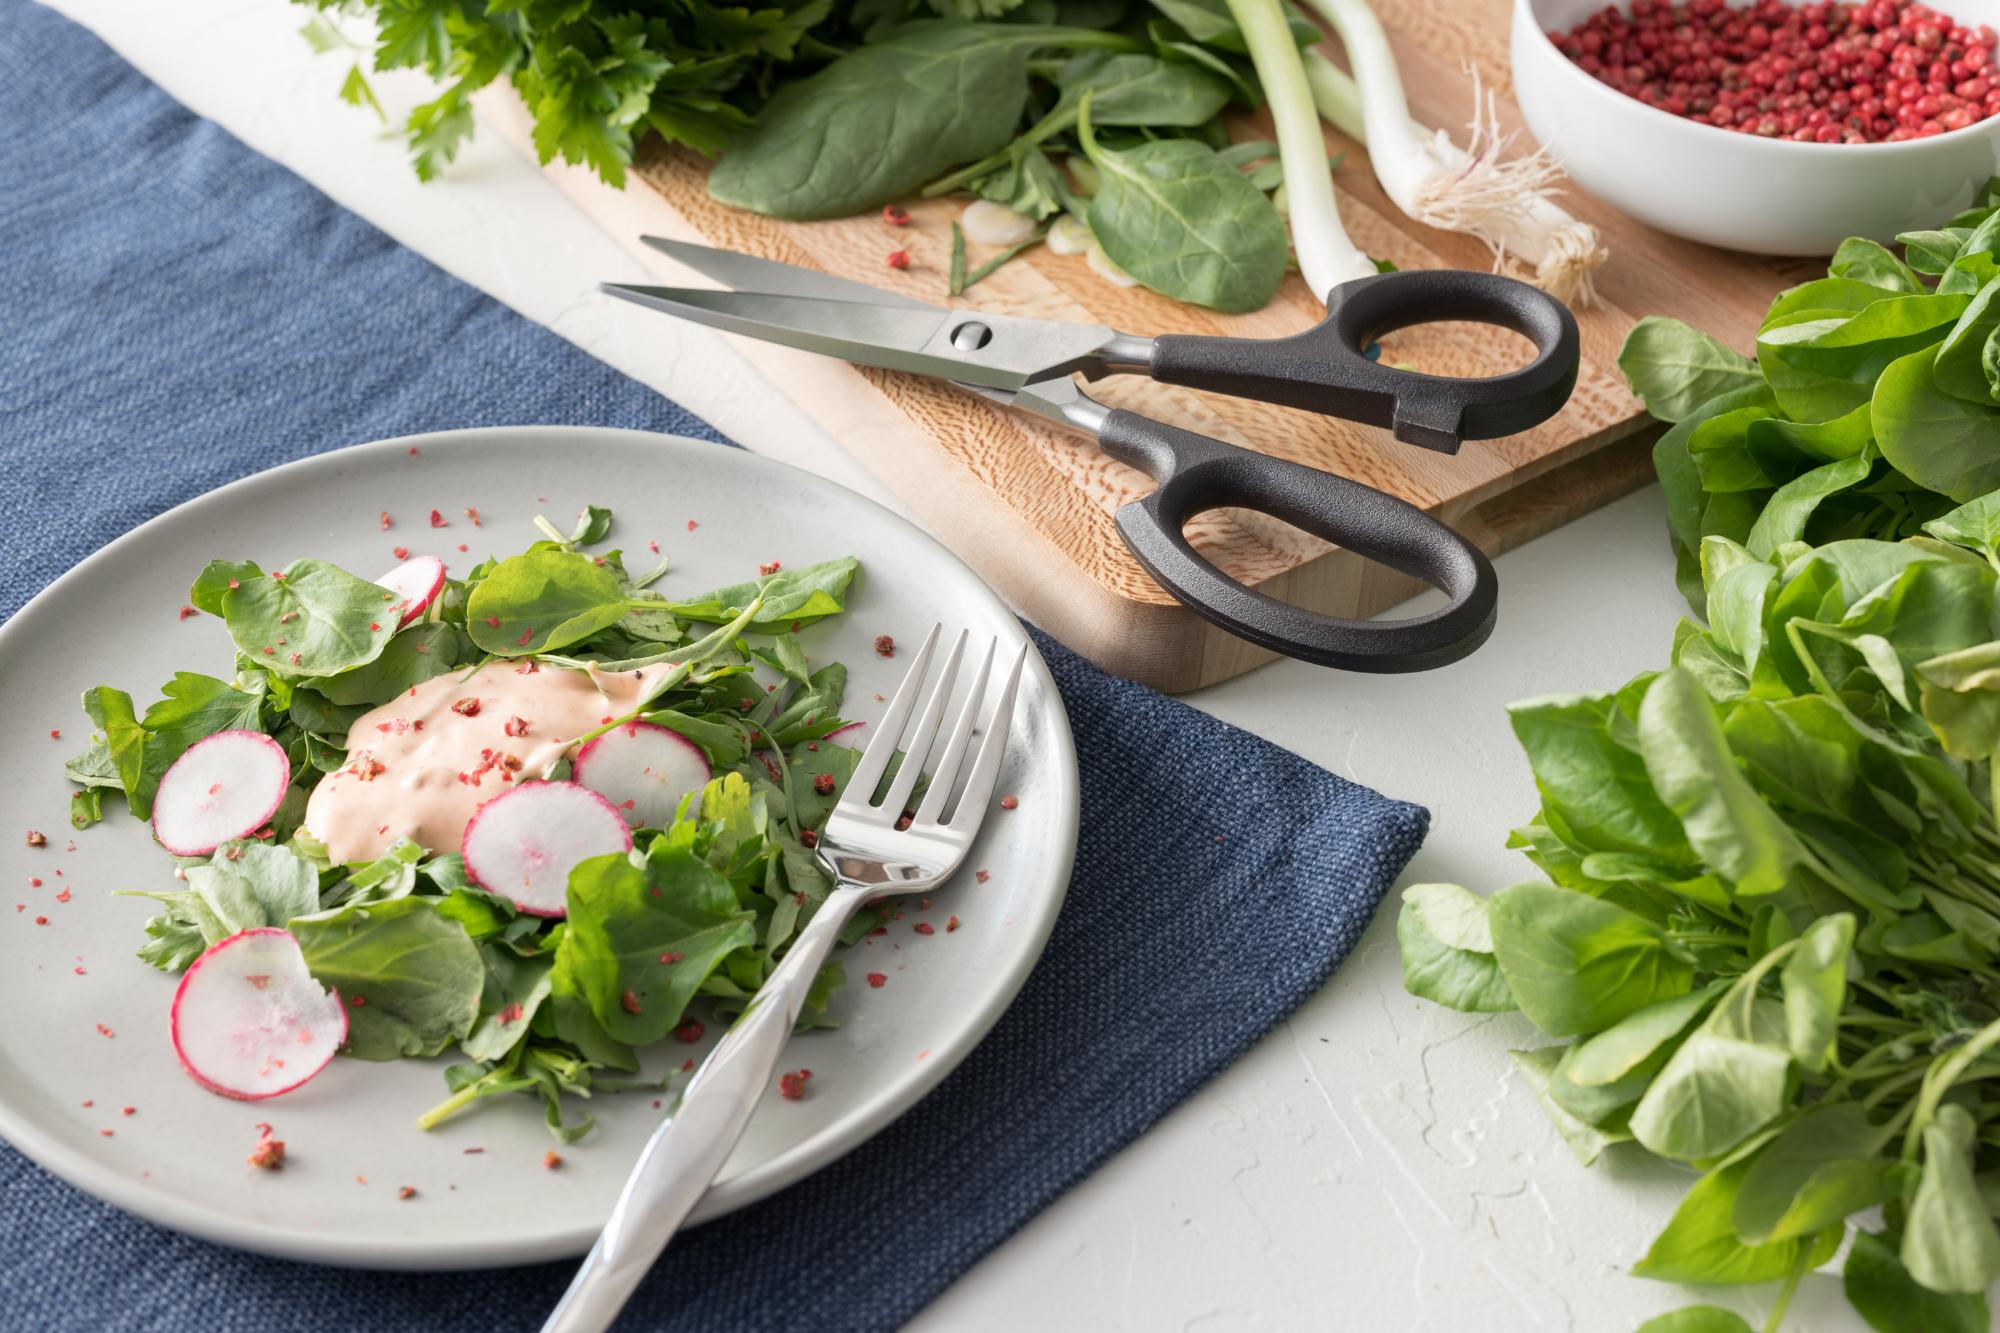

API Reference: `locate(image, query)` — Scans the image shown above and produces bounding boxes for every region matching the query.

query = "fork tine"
[914,639,995,825]
[848,624,938,802]
[948,642,1027,825]
[880,629,967,816]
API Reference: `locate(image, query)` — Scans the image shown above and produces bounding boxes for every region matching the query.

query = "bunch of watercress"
[67,509,877,1140]
[1399,489,2000,1330]
[1620,179,2000,619]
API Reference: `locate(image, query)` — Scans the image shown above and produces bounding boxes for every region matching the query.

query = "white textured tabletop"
[38,2,1865,1326]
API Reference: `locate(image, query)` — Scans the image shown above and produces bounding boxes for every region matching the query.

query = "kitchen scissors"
[604,236,1580,673]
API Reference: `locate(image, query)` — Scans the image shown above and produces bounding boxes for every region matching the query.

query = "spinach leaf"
[313,622,470,706]
[466,549,634,656]
[710,23,1128,219]
[1831,237,1925,294]
[1732,1102,1892,1246]
[222,559,399,677]
[292,897,483,1060]
[554,842,758,1045]
[1618,317,1762,423]
[1874,345,2000,503]
[1077,94,1285,313]
[669,555,859,632]
[1634,1309,1754,1333]
[461,944,555,1062]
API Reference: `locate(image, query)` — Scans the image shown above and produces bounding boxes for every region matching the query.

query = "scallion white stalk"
[1296,0,1607,306]
[1222,0,1379,302]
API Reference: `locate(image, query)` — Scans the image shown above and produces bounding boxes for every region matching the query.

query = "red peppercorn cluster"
[1547,0,2000,141]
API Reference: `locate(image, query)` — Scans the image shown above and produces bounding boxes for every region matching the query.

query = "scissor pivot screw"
[949,321,993,351]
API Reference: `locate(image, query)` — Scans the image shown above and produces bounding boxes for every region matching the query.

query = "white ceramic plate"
[0,427,1078,1269]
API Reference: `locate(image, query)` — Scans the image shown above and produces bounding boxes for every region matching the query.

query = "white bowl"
[1512,0,2000,253]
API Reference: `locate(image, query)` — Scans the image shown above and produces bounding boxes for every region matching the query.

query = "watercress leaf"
[1508,1046,1630,1166]
[1633,1155,1839,1284]
[1078,95,1286,313]
[1487,882,1693,1036]
[292,896,483,1060]
[1546,1038,1660,1126]
[466,549,631,656]
[568,504,614,546]
[82,685,151,817]
[1846,1228,1991,1333]
[669,555,859,632]
[1779,912,1853,1072]
[556,844,758,1044]
[189,559,262,617]
[1396,883,1515,1013]
[222,560,399,677]
[1903,1105,2000,1294]
[1732,1102,1892,1244]
[1634,1308,1755,1333]
[709,23,1081,219]
[313,622,470,706]
[136,904,209,973]
[1874,345,2000,502]
[1618,317,1761,422]
[1831,237,1925,293]
[1638,667,1805,897]
[1565,982,1722,1087]
[1628,1018,1792,1161]
[319,838,425,912]
[186,843,322,934]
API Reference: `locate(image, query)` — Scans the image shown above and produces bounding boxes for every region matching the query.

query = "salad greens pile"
[296,0,1308,310]
[67,509,877,1140]
[1621,179,2000,619]
[1401,203,2000,1332]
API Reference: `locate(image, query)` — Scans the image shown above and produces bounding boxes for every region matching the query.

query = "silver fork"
[542,625,1025,1333]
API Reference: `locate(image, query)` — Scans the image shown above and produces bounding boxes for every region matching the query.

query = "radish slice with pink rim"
[170,928,346,1101]
[823,721,865,746]
[375,555,446,627]
[152,729,291,857]
[461,780,632,917]
[572,721,711,829]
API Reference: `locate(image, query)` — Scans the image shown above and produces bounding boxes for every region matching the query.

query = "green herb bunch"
[300,0,1308,310]
[67,507,874,1141]
[1620,179,2000,622]
[1403,490,2000,1332]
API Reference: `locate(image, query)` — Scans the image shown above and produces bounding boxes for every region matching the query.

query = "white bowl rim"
[1515,0,2000,157]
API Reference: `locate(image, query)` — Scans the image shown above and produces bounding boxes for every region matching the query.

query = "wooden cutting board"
[475,0,1812,692]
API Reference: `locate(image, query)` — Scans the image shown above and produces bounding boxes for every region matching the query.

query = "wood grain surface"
[477,4,1815,692]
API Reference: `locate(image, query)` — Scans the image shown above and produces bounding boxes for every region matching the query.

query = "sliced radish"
[170,928,345,1101]
[461,781,632,916]
[152,730,291,857]
[375,555,447,627]
[573,721,711,829]
[823,721,866,746]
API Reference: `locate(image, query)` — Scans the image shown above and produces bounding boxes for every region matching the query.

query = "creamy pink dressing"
[303,660,674,864]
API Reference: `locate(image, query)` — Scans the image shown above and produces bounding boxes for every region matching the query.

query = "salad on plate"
[60,505,888,1142]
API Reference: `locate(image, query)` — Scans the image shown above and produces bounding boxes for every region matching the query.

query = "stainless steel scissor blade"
[641,235,933,310]
[606,241,1151,391]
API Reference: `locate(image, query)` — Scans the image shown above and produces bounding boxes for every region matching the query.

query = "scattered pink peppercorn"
[867,972,888,988]
[676,1020,706,1043]
[874,634,895,657]
[813,773,836,795]
[999,795,1019,810]
[544,1150,563,1169]
[248,1138,286,1170]
[25,831,46,848]
[779,1069,813,1100]
[886,249,911,270]
[759,559,783,576]
[882,204,911,225]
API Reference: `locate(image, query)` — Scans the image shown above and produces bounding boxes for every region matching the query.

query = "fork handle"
[541,885,871,1333]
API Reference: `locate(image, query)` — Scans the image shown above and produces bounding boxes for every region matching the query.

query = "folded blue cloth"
[0,5,1429,1328]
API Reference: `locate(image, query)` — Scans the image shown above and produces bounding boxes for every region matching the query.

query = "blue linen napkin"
[0,4,1429,1328]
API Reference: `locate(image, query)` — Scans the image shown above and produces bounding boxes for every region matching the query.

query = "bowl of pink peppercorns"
[1512,0,2000,253]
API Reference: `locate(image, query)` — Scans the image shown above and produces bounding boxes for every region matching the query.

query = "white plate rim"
[0,425,1080,1268]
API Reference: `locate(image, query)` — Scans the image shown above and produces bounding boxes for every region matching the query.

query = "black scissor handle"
[1148,269,1579,453]
[1098,409,1497,673]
